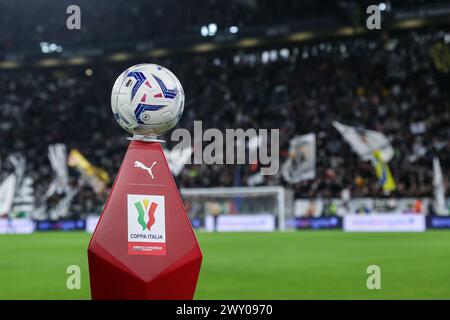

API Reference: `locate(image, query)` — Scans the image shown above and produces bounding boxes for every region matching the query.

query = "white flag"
[163,146,193,177]
[46,144,70,197]
[11,176,35,218]
[433,157,447,215]
[48,184,80,220]
[8,154,26,184]
[333,121,394,162]
[282,133,316,184]
[247,172,265,186]
[0,174,17,217]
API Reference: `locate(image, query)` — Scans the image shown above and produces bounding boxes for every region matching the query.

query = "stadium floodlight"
[40,42,63,54]
[181,186,293,231]
[200,26,208,37]
[208,23,217,36]
[229,26,239,34]
[378,2,391,12]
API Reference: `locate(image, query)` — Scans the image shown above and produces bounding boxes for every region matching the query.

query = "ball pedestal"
[88,140,202,299]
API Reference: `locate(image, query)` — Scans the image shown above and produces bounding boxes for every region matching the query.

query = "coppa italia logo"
[128,194,166,255]
[135,199,157,231]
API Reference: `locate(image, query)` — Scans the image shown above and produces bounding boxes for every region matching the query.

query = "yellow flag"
[372,150,396,193]
[68,149,110,193]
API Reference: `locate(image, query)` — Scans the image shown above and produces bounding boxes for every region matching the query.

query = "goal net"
[180,186,293,231]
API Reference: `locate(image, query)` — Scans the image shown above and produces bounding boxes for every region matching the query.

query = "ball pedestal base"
[88,140,202,299]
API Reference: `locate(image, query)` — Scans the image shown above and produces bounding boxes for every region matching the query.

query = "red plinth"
[88,140,202,300]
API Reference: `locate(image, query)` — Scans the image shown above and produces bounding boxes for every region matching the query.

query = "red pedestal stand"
[88,140,202,299]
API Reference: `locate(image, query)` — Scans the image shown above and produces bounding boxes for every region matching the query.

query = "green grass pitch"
[0,231,450,299]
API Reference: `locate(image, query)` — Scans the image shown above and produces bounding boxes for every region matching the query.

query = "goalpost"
[180,186,293,231]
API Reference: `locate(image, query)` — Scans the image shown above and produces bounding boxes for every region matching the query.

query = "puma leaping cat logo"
[134,161,157,179]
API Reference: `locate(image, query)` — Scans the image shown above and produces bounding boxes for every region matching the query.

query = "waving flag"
[46,144,70,197]
[282,133,316,184]
[163,146,193,177]
[0,174,16,217]
[371,150,396,193]
[68,149,110,194]
[11,176,34,218]
[333,121,393,162]
[433,157,447,215]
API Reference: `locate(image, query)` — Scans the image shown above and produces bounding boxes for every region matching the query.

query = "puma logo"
[134,161,157,179]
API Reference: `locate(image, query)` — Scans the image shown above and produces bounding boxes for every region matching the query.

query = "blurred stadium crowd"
[1,27,449,216]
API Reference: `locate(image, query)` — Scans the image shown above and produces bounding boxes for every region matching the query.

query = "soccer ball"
[111,63,185,136]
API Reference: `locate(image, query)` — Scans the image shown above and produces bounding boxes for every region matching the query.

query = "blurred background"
[0,0,450,299]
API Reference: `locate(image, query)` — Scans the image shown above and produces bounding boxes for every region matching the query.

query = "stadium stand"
[0,1,449,218]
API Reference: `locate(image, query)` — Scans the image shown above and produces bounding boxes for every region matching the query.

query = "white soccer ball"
[111,63,185,136]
